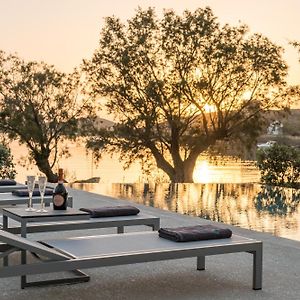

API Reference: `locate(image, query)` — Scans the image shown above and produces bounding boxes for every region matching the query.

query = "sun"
[203,103,216,113]
[193,160,211,183]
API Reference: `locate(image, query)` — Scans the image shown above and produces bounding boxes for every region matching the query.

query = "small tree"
[256,144,300,187]
[255,185,300,215]
[0,144,16,179]
[0,51,95,182]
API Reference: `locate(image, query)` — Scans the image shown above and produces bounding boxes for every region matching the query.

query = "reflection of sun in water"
[193,160,211,183]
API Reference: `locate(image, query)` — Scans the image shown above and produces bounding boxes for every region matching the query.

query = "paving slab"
[1,187,299,300]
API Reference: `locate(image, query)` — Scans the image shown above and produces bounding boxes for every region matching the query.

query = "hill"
[257,109,300,147]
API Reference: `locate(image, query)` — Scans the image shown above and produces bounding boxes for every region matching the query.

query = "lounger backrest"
[0,230,68,260]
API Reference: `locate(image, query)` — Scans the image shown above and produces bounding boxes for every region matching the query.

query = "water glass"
[36,176,47,213]
[25,175,36,211]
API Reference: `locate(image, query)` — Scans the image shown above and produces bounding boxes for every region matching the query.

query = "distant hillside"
[280,109,300,136]
[257,109,300,147]
[94,117,114,128]
[95,111,300,147]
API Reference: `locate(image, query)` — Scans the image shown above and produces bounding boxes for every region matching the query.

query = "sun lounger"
[0,213,160,234]
[0,183,27,193]
[0,192,73,207]
[0,229,263,290]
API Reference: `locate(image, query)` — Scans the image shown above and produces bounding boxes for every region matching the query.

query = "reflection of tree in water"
[255,186,300,215]
[113,182,300,239]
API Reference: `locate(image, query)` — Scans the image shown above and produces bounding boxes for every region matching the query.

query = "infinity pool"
[71,182,300,242]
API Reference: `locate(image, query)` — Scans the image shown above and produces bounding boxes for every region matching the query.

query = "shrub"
[256,144,300,187]
[0,144,16,179]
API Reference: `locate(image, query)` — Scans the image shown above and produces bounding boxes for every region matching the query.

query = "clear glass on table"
[25,175,36,211]
[36,176,48,213]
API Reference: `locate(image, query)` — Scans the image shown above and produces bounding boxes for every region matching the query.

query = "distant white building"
[267,120,283,135]
[257,140,277,149]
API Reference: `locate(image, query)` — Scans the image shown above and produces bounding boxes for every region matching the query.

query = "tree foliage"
[255,185,300,215]
[0,143,16,179]
[291,41,300,61]
[256,144,300,187]
[84,7,297,183]
[0,51,95,182]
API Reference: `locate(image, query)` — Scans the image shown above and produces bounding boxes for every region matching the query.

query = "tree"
[256,144,300,187]
[291,41,300,61]
[0,51,94,182]
[0,143,16,179]
[84,7,296,183]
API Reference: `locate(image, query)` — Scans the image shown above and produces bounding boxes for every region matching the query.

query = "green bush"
[0,144,16,179]
[256,144,300,187]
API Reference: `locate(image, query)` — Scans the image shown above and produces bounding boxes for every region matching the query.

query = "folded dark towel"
[12,188,53,197]
[80,205,140,218]
[158,225,232,242]
[0,179,17,186]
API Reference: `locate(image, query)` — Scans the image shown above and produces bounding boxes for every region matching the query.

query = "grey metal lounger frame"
[0,184,27,193]
[0,192,73,207]
[0,213,160,235]
[0,230,263,291]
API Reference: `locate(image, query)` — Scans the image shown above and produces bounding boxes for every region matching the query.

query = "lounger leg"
[3,215,8,267]
[252,244,263,290]
[117,226,124,234]
[197,256,205,271]
[21,221,27,289]
[152,220,160,231]
[3,256,8,266]
[23,270,90,288]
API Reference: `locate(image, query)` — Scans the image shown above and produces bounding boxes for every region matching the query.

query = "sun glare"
[203,103,216,113]
[193,160,211,183]
[242,90,253,100]
[195,67,202,78]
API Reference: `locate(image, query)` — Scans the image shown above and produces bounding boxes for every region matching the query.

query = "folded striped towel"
[80,206,140,218]
[158,225,232,242]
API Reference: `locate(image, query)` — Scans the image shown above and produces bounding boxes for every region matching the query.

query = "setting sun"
[193,160,211,183]
[203,103,217,113]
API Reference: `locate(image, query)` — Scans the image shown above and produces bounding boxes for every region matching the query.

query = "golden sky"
[0,0,300,84]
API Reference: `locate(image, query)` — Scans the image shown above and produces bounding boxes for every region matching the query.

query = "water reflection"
[71,182,300,242]
[255,186,300,215]
[12,140,260,184]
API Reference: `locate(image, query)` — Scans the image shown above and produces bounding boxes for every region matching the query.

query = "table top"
[2,207,89,219]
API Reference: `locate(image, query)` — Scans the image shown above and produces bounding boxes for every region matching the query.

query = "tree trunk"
[160,158,196,183]
[150,142,200,183]
[35,156,58,183]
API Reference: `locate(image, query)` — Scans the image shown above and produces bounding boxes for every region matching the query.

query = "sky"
[0,0,300,85]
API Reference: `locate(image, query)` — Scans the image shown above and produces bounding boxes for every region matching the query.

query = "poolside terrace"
[1,187,299,300]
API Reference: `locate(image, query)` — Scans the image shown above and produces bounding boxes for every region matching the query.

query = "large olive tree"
[0,51,95,182]
[84,7,296,183]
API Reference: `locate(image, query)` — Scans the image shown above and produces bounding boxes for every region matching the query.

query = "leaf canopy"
[84,7,296,182]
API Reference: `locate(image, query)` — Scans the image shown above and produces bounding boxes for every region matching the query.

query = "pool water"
[71,182,300,242]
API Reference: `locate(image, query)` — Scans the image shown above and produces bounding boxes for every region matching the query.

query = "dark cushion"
[12,188,53,197]
[80,205,140,218]
[158,225,232,242]
[0,179,17,186]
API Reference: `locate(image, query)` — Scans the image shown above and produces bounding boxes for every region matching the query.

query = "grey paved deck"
[1,187,300,300]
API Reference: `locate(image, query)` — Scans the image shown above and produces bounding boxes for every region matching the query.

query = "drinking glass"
[25,175,36,211]
[36,176,47,212]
